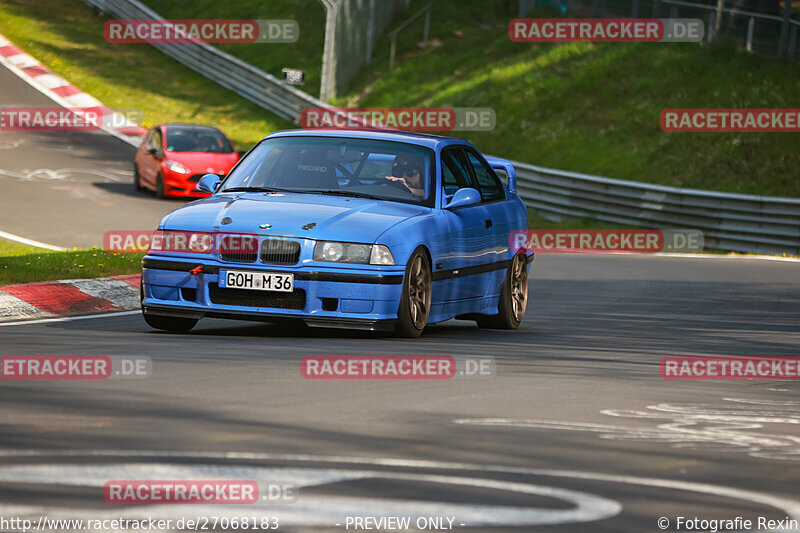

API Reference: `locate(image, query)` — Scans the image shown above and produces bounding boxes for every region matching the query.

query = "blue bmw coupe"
[141,129,533,337]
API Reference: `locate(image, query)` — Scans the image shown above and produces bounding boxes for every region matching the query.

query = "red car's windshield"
[165,126,233,153]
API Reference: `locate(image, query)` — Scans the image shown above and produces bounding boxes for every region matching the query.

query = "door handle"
[485,219,493,228]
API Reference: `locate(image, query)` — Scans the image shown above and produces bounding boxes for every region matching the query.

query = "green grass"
[0,0,293,149]
[338,1,800,198]
[140,0,327,98]
[7,0,795,196]
[0,240,144,286]
[0,239,43,257]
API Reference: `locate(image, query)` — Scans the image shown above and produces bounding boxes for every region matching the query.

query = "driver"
[385,154,425,198]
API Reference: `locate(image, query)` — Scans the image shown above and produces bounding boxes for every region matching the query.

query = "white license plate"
[220,270,294,292]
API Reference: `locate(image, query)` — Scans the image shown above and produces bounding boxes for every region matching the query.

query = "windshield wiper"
[302,189,382,200]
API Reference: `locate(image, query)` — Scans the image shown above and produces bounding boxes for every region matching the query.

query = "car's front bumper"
[162,171,213,198]
[141,256,405,329]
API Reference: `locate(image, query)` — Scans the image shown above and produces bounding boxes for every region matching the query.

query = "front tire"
[143,312,197,333]
[133,164,144,191]
[395,248,432,338]
[476,252,528,329]
[155,172,166,199]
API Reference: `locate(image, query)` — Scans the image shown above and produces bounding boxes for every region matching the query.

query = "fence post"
[632,0,640,17]
[707,11,715,42]
[779,0,792,55]
[365,0,375,66]
[595,0,606,16]
[789,25,798,60]
[746,17,754,52]
[389,35,397,69]
[652,0,661,17]
[423,6,431,42]
[669,5,678,18]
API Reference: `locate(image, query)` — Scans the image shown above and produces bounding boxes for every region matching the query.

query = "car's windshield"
[219,136,434,207]
[165,126,233,153]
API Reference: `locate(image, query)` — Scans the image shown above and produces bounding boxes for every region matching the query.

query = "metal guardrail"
[85,0,800,255]
[84,0,326,123]
[510,161,800,255]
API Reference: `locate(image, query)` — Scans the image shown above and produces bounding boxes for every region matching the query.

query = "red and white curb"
[0,274,140,322]
[0,32,146,146]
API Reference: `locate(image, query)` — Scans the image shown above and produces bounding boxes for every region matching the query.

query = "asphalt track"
[0,66,182,249]
[1,253,799,531]
[2,55,800,533]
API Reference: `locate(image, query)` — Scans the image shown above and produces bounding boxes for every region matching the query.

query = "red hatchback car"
[134,124,241,198]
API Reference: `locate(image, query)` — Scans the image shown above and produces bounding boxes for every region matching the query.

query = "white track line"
[0,229,65,251]
[0,310,140,327]
[0,450,796,525]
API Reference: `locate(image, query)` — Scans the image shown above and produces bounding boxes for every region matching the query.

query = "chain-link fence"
[323,0,406,99]
[519,0,800,60]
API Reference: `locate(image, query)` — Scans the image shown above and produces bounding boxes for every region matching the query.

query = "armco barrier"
[84,0,323,122]
[84,0,800,255]
[510,161,800,255]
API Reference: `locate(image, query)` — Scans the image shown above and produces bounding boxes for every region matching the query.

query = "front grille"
[219,235,259,263]
[260,239,301,265]
[208,284,306,310]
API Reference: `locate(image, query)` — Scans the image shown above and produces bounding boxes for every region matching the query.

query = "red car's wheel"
[155,172,166,199]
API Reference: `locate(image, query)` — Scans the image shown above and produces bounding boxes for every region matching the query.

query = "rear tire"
[476,252,528,330]
[143,312,197,333]
[395,248,432,338]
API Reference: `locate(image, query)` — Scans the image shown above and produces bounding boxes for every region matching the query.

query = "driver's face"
[402,168,421,187]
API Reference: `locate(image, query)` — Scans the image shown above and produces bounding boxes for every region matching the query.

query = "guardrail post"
[789,25,798,60]
[779,0,792,55]
[746,17,755,52]
[389,35,397,69]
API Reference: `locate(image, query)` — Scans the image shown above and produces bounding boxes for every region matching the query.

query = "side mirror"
[485,157,517,193]
[444,187,481,209]
[147,147,160,157]
[197,174,222,193]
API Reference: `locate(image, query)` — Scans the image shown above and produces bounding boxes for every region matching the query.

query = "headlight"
[313,242,395,265]
[166,160,190,174]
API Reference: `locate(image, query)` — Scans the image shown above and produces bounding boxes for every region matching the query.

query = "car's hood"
[161,192,429,243]
[163,151,239,175]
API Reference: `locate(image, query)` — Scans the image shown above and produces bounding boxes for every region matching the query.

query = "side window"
[152,129,163,154]
[440,150,470,196]
[146,129,157,149]
[465,149,505,202]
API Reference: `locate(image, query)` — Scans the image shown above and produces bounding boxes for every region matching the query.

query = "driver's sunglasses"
[393,163,420,176]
